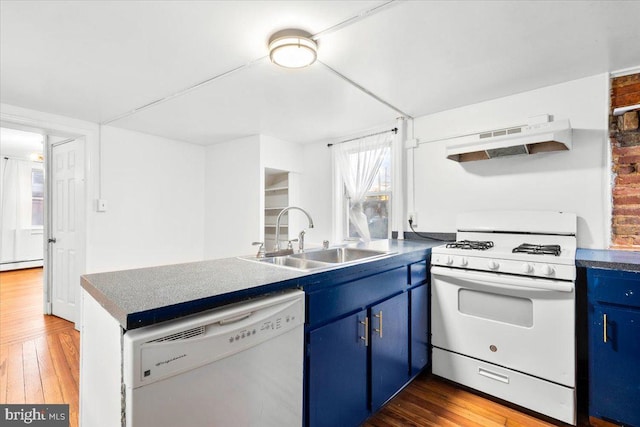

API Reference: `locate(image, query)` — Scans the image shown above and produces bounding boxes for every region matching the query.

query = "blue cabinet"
[371,292,409,410]
[409,260,429,376]
[410,283,430,376]
[307,310,368,427]
[587,268,640,427]
[307,292,409,425]
[305,259,430,427]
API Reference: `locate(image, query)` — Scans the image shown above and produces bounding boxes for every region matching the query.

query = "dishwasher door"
[123,289,304,427]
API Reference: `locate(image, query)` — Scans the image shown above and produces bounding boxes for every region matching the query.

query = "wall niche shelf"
[264,168,290,250]
[265,186,289,193]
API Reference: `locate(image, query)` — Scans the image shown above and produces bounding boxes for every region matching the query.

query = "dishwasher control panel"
[228,312,298,344]
[123,290,305,388]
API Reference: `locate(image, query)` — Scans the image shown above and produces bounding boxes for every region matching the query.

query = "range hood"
[445,118,572,162]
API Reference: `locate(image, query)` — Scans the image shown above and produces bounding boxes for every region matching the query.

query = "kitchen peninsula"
[79,239,437,427]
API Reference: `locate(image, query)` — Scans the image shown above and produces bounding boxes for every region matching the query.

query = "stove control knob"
[488,260,500,270]
[541,264,555,276]
[444,256,453,266]
[522,263,533,273]
[459,257,468,267]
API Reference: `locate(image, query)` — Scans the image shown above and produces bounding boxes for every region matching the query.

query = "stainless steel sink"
[239,247,393,272]
[257,256,328,270]
[289,247,389,264]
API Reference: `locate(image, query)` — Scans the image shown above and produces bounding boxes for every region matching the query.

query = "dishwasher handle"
[218,312,253,325]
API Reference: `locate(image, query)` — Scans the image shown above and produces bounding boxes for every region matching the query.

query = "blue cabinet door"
[370,292,409,411]
[589,304,640,426]
[410,283,430,376]
[308,310,368,427]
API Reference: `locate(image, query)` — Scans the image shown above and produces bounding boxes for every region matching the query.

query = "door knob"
[48,238,57,243]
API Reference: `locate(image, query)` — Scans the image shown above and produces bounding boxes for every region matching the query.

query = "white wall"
[411,73,610,248]
[90,126,205,271]
[202,134,329,257]
[261,135,310,243]
[261,135,304,174]
[1,104,208,273]
[297,141,333,246]
[203,134,323,258]
[204,135,261,259]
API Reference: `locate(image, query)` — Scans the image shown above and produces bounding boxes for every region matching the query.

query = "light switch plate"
[97,199,107,212]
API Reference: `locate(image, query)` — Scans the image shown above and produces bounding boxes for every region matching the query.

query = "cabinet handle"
[603,313,607,343]
[359,317,369,347]
[373,311,383,338]
[478,367,510,384]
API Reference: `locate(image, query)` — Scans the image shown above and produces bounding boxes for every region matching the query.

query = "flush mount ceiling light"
[268,29,317,69]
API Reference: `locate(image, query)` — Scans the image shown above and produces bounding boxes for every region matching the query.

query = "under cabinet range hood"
[445,117,572,162]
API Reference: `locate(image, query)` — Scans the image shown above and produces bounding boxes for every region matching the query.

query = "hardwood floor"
[0,268,621,427]
[0,268,79,427]
[364,374,571,427]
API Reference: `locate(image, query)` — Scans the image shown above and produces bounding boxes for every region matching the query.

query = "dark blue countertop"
[81,240,440,330]
[576,248,640,273]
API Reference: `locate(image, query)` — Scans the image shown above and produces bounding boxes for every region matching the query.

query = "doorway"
[0,127,44,272]
[0,125,85,325]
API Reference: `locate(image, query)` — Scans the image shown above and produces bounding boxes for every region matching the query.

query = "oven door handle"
[431,266,574,293]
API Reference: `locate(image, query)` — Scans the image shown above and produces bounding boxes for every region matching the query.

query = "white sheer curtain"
[334,133,392,241]
[1,158,34,263]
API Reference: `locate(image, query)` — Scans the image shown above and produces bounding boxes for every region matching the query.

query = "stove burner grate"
[512,243,561,256]
[446,240,494,250]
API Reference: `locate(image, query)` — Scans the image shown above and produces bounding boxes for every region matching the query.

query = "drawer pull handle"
[373,310,383,338]
[359,317,369,347]
[218,312,252,325]
[603,313,607,344]
[478,367,509,384]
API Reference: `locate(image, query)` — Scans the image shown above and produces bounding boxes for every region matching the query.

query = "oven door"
[431,266,575,387]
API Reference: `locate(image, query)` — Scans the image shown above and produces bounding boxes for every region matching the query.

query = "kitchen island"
[79,239,438,427]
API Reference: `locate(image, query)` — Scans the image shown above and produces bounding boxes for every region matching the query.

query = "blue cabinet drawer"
[409,260,428,286]
[307,267,407,327]
[588,269,640,308]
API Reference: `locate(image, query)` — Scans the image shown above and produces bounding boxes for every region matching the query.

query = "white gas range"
[431,211,577,425]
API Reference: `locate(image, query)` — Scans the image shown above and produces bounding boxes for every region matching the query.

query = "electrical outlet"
[409,212,418,228]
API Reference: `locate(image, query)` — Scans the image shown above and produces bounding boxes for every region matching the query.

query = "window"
[31,168,44,227]
[345,146,392,240]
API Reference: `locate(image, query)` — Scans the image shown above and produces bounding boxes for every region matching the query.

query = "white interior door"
[49,138,83,323]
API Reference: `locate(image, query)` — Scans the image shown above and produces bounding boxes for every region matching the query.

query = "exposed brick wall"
[610,73,640,248]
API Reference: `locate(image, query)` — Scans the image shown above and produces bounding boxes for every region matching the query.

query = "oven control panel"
[431,254,576,281]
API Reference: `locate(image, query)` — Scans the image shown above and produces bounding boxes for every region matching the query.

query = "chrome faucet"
[298,230,306,252]
[252,241,266,258]
[274,206,314,252]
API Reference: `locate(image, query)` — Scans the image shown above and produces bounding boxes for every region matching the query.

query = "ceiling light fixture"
[268,29,317,69]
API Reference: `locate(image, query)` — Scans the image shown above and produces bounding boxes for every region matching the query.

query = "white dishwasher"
[123,289,304,427]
